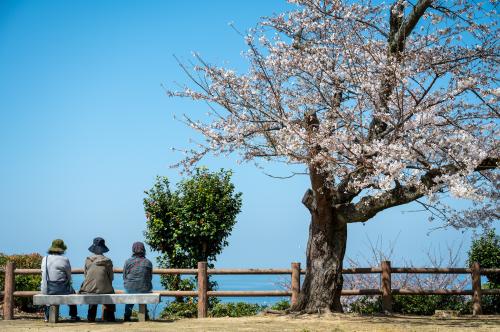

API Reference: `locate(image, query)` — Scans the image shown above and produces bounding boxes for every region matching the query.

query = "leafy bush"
[269,299,290,311]
[160,299,198,319]
[348,295,470,315]
[144,169,243,270]
[160,293,221,319]
[209,302,265,317]
[160,300,265,319]
[144,169,242,299]
[468,229,500,286]
[467,229,500,314]
[0,253,43,312]
[481,283,500,314]
[393,295,470,315]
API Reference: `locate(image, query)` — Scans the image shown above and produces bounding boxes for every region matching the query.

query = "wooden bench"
[33,293,160,323]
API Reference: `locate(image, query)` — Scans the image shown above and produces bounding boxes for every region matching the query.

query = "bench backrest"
[33,293,160,305]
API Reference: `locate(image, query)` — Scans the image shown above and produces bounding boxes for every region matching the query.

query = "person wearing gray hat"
[123,241,153,321]
[79,237,115,322]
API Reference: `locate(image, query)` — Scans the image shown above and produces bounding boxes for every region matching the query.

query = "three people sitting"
[41,237,152,322]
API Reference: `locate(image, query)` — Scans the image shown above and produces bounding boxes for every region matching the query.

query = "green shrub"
[160,300,287,319]
[393,295,470,315]
[467,230,500,314]
[348,295,470,315]
[160,299,198,319]
[269,299,290,311]
[480,283,500,314]
[209,302,265,317]
[468,229,500,286]
[144,170,241,304]
[0,253,42,312]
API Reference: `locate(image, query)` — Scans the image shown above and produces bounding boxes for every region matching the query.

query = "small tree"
[467,229,500,313]
[144,168,242,294]
[468,229,500,286]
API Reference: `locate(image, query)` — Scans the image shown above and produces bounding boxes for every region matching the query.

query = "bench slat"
[33,294,160,305]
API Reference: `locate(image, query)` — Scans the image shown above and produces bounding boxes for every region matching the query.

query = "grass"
[1,313,500,331]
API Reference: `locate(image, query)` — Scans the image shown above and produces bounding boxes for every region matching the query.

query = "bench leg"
[49,305,59,323]
[138,304,146,322]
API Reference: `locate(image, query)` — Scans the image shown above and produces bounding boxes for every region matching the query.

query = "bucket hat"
[48,239,67,254]
[88,237,109,255]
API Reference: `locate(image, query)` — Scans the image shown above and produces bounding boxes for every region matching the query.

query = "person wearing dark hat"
[122,241,153,321]
[41,239,80,322]
[79,237,115,322]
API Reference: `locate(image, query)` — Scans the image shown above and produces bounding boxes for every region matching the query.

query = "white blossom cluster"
[170,0,499,228]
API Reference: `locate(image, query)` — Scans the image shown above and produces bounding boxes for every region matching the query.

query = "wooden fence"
[1,261,499,319]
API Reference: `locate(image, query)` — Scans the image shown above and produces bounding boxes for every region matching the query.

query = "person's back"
[79,237,115,322]
[80,254,114,294]
[123,256,152,293]
[41,254,71,294]
[123,241,152,321]
[40,239,79,321]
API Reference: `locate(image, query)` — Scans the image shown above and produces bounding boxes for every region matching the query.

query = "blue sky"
[0,0,488,270]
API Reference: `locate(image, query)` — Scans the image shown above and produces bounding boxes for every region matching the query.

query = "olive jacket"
[79,254,114,294]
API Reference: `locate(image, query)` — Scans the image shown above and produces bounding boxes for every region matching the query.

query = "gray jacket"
[123,256,152,293]
[40,254,73,294]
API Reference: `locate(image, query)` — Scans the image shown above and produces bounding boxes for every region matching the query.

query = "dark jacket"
[123,256,152,293]
[79,254,114,294]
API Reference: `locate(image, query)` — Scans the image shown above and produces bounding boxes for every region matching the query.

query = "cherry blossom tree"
[169,0,499,312]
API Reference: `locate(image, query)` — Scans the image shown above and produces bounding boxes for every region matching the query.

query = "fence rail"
[1,261,499,319]
[5,267,500,275]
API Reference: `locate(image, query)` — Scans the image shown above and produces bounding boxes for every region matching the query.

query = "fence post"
[197,261,208,318]
[381,260,392,314]
[291,262,301,307]
[472,261,482,316]
[3,261,15,320]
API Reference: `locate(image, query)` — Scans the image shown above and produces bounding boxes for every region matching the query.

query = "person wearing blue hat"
[79,237,115,322]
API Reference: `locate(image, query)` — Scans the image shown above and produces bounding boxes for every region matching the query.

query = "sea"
[57,274,291,319]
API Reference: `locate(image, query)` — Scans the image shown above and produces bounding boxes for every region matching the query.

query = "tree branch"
[370,0,433,141]
[343,157,499,223]
[390,0,433,54]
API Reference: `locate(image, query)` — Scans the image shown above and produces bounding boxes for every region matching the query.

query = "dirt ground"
[1,313,500,332]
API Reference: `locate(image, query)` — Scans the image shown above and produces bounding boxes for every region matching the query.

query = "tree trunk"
[293,189,348,313]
